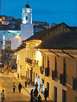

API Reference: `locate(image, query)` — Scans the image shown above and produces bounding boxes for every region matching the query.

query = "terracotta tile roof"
[38,31,77,49]
[23,23,71,42]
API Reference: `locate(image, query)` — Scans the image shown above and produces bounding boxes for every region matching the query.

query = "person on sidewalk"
[34,84,38,102]
[38,94,42,102]
[0,89,5,102]
[18,83,22,93]
[41,80,45,95]
[34,74,38,85]
[44,88,48,102]
[37,76,41,93]
[30,89,34,102]
[13,82,16,93]
[34,85,38,97]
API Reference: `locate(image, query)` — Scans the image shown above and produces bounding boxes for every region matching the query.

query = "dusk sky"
[1,0,77,26]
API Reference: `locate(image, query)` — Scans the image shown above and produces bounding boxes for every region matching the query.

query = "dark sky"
[1,0,77,26]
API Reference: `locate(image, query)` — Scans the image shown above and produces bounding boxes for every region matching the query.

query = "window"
[45,56,50,76]
[26,16,28,20]
[54,87,57,102]
[59,58,66,85]
[47,82,49,97]
[60,74,66,85]
[45,68,49,76]
[63,58,67,85]
[40,66,44,74]
[52,57,57,80]
[73,78,77,90]
[52,70,57,80]
[40,55,44,74]
[62,90,67,102]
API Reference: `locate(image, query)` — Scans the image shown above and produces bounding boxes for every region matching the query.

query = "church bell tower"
[21,3,33,40]
[22,4,32,24]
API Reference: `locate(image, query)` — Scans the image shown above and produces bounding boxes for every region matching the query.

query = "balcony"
[60,74,66,85]
[25,58,32,65]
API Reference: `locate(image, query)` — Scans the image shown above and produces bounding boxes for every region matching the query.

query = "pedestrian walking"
[30,89,34,102]
[38,94,42,102]
[41,83,45,95]
[34,85,38,102]
[13,82,16,93]
[18,83,22,93]
[44,88,48,102]
[34,86,38,97]
[0,89,5,102]
[35,82,38,89]
[37,76,41,93]
[35,74,38,85]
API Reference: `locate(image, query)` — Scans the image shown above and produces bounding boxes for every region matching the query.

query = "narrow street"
[0,72,30,102]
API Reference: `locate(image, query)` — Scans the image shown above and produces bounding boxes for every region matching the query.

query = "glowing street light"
[35,50,42,67]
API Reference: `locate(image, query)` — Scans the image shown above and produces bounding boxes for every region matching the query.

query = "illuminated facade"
[15,47,26,78]
[36,30,77,102]
[14,23,77,102]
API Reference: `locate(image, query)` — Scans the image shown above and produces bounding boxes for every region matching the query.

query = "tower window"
[26,16,28,20]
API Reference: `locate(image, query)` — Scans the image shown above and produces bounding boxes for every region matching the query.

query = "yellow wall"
[15,48,27,76]
[14,39,77,102]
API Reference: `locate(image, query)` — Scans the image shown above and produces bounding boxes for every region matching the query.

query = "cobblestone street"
[0,73,30,102]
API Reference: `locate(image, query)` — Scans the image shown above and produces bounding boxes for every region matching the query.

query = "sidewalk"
[14,77,31,101]
[5,92,29,102]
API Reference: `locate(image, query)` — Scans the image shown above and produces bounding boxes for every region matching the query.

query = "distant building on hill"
[0,4,49,50]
